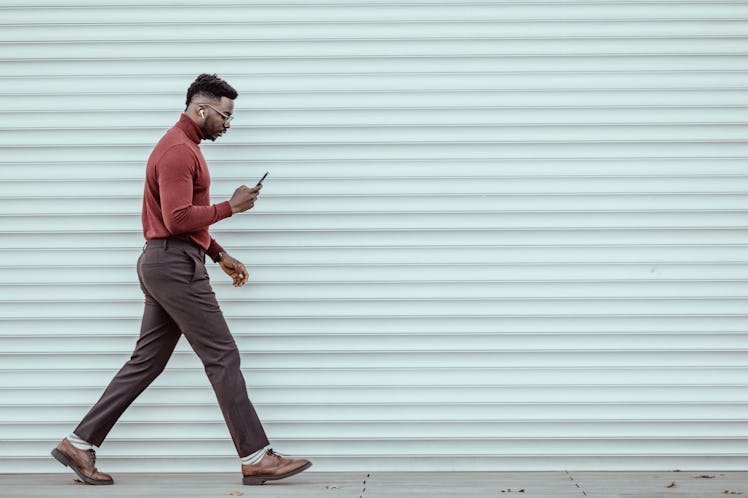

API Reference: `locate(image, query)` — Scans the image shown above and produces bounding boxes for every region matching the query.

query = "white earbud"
[199,109,205,119]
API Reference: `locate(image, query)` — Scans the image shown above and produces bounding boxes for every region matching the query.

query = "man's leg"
[52,255,182,484]
[142,243,311,484]
[73,294,182,445]
[141,245,269,457]
[167,279,313,485]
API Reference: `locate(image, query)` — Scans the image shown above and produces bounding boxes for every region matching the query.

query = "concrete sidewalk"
[0,471,745,498]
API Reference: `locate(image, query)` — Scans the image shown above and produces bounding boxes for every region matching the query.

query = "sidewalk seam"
[566,470,589,497]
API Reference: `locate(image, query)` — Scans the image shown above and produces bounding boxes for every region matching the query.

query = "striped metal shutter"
[1,0,747,472]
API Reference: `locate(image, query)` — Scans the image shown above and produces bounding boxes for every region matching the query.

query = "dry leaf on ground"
[227,490,244,496]
[665,482,677,488]
[692,475,717,479]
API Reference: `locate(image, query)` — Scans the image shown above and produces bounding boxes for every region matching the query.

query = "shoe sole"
[50,448,114,485]
[243,461,312,485]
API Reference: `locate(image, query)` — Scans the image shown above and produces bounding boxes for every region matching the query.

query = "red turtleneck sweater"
[141,114,233,261]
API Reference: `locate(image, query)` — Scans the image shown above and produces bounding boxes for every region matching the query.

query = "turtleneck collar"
[175,113,204,144]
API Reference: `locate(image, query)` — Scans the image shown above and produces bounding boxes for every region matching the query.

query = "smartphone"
[256,171,269,186]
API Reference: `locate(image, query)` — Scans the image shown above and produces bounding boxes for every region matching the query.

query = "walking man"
[51,74,311,486]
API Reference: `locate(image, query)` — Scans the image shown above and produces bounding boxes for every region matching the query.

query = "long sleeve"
[157,144,233,235]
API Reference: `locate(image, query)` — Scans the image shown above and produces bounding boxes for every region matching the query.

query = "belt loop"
[163,238,169,250]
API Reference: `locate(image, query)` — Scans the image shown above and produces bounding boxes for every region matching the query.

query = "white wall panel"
[0,0,747,473]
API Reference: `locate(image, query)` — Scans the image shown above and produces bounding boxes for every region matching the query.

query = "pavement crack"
[359,472,370,498]
[566,470,589,497]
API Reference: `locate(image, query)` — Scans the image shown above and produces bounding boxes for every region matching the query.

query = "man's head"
[184,73,238,141]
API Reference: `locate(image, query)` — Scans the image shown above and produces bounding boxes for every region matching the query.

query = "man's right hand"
[229,184,262,214]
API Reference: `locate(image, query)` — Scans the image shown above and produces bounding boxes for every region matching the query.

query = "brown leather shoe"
[50,438,114,485]
[242,449,312,485]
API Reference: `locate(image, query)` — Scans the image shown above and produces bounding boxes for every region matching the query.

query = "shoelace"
[89,449,97,465]
[266,449,288,459]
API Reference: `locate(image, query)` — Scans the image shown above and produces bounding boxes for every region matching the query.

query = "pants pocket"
[186,251,210,282]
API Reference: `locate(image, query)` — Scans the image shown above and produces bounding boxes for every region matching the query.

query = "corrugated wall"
[0,0,747,472]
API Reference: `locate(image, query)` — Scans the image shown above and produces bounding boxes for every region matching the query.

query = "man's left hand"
[218,253,249,287]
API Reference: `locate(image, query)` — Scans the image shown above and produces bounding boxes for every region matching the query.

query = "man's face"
[199,97,234,141]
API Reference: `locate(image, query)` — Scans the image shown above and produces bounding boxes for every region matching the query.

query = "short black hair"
[185,73,238,109]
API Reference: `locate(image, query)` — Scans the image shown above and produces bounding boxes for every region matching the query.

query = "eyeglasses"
[196,102,234,123]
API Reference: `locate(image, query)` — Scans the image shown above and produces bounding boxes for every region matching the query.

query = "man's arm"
[211,184,263,286]
[158,145,233,234]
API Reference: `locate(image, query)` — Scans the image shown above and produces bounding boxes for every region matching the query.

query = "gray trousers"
[74,238,269,457]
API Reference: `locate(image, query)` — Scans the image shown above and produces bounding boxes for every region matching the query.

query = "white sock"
[240,446,269,466]
[67,433,94,451]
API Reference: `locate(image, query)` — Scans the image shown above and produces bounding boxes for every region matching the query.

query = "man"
[50,74,311,486]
